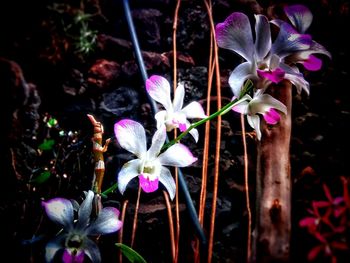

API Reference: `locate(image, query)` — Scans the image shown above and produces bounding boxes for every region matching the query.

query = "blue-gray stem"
[122,0,207,247]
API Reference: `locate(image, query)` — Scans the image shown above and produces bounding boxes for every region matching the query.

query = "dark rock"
[87,59,121,91]
[97,34,133,62]
[132,8,163,49]
[100,86,140,119]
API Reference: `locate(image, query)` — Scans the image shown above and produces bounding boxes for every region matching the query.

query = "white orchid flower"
[232,91,287,140]
[42,190,123,263]
[114,119,197,200]
[146,75,207,142]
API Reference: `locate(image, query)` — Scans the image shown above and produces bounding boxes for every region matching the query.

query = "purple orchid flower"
[42,190,123,263]
[232,91,287,140]
[146,75,207,142]
[215,12,312,96]
[272,4,331,71]
[114,119,197,200]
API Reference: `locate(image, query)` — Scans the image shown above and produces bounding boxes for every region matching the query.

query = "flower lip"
[257,68,285,84]
[139,174,159,193]
[263,108,281,125]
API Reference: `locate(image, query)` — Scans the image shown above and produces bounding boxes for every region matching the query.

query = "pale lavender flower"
[215,12,313,96]
[114,119,197,200]
[232,91,287,140]
[42,190,122,263]
[146,75,207,142]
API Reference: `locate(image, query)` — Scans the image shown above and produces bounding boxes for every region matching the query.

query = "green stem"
[162,80,253,150]
[101,183,118,198]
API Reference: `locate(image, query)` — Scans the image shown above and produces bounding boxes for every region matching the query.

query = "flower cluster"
[42,190,123,263]
[299,179,349,262]
[215,4,330,139]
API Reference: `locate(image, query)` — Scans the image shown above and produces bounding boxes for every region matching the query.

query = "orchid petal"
[215,12,254,62]
[287,40,331,67]
[87,207,122,235]
[257,68,285,83]
[301,55,322,71]
[232,99,250,114]
[272,22,312,58]
[139,174,159,193]
[173,82,185,112]
[333,197,344,205]
[307,245,323,261]
[155,110,167,129]
[309,41,332,58]
[118,159,142,195]
[84,238,102,263]
[247,115,261,140]
[284,70,310,95]
[179,122,188,132]
[147,126,166,160]
[331,242,348,250]
[313,201,331,208]
[255,14,271,60]
[45,235,66,262]
[250,94,287,116]
[114,119,147,158]
[181,101,207,119]
[146,75,173,111]
[42,198,74,230]
[278,62,310,94]
[269,54,281,70]
[284,4,313,34]
[158,143,197,167]
[76,190,94,230]
[263,108,281,124]
[189,128,199,143]
[270,18,284,28]
[299,217,317,227]
[228,62,254,97]
[159,167,176,200]
[62,249,84,263]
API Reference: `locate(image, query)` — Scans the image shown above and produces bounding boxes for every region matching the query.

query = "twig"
[163,190,176,262]
[204,1,222,262]
[172,1,181,261]
[131,186,141,248]
[241,114,252,262]
[118,199,129,263]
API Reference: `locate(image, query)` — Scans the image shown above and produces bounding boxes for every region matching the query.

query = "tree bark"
[252,80,292,263]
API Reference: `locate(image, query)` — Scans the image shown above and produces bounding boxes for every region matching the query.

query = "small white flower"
[114,119,197,200]
[232,91,287,140]
[146,75,207,142]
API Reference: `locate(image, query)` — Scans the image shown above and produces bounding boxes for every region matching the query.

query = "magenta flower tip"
[139,174,159,193]
[303,55,322,71]
[263,108,281,125]
[257,68,285,84]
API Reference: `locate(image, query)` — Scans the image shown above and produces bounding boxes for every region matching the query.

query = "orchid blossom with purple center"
[232,90,287,140]
[114,119,197,200]
[146,75,207,142]
[215,11,315,96]
[42,190,123,263]
[272,4,331,72]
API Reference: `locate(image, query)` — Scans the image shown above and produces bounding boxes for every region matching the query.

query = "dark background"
[1,0,349,262]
